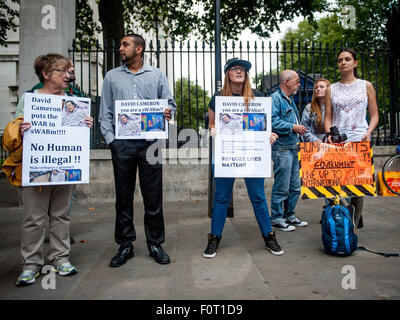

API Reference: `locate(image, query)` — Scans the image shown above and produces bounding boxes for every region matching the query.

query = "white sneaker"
[16,270,39,287]
[56,262,77,276]
[271,220,296,232]
[286,217,308,227]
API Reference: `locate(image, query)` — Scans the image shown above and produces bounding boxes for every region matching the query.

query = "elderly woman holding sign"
[14,53,93,287]
[324,48,379,229]
[204,58,283,258]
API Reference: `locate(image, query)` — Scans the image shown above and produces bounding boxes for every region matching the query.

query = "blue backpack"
[321,203,358,256]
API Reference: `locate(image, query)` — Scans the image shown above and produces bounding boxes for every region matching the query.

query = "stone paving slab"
[0,178,399,300]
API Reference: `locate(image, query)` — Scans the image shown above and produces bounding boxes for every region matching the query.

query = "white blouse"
[331,79,369,142]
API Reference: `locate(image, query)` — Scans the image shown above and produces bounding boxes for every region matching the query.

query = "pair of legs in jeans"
[270,148,302,225]
[211,177,272,237]
[204,165,283,258]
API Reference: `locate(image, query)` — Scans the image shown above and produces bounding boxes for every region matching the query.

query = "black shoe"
[70,237,75,245]
[263,231,284,256]
[203,233,221,258]
[109,245,134,267]
[148,244,170,264]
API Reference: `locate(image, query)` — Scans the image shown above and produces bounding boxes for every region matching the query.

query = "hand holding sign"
[163,108,172,121]
[20,121,31,136]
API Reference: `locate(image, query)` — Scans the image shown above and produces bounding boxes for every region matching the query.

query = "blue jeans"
[270,148,301,223]
[211,176,272,237]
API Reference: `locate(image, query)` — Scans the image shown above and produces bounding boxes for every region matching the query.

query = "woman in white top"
[324,48,379,228]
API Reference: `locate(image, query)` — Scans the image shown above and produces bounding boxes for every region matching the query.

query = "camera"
[328,126,347,143]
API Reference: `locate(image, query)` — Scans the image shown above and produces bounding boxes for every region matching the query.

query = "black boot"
[263,231,284,255]
[203,233,221,258]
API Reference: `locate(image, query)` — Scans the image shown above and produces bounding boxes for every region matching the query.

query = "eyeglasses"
[52,68,70,75]
[229,66,246,72]
[288,78,300,84]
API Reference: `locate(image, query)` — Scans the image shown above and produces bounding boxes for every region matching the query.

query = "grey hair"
[279,70,296,84]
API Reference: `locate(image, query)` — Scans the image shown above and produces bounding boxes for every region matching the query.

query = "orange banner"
[299,142,374,188]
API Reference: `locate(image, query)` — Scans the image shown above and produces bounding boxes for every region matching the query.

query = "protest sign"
[22,93,91,186]
[115,99,168,139]
[298,141,377,199]
[214,96,272,178]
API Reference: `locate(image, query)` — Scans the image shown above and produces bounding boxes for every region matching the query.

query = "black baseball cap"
[224,58,252,73]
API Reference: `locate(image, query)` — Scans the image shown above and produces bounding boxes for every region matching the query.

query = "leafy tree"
[174,77,211,131]
[106,0,329,43]
[279,13,394,128]
[0,0,331,53]
[334,0,399,49]
[280,14,346,81]
[0,0,19,47]
[75,0,102,48]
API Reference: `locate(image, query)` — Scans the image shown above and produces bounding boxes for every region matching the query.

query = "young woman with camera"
[324,48,379,228]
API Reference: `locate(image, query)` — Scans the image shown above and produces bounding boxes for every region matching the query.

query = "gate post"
[208,0,234,218]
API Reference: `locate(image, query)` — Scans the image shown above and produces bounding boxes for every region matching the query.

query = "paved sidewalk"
[0,177,399,300]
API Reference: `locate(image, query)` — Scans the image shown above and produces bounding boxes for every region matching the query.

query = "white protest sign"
[214,96,272,178]
[22,93,91,186]
[115,99,168,139]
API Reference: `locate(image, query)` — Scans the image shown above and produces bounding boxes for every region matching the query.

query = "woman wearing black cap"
[204,58,284,258]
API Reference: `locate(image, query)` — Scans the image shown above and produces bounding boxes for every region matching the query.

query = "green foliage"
[174,78,211,131]
[334,0,398,49]
[75,0,102,49]
[0,0,331,47]
[81,0,330,44]
[280,15,345,82]
[279,13,394,127]
[0,0,19,47]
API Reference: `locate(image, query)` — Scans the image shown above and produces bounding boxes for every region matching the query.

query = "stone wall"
[73,146,397,204]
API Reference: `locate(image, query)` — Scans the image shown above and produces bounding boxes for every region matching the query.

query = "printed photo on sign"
[50,169,66,182]
[117,113,141,137]
[243,113,267,131]
[65,169,82,182]
[141,113,165,132]
[219,113,242,135]
[30,171,52,183]
[62,99,90,127]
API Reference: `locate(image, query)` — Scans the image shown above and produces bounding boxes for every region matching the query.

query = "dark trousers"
[111,139,165,248]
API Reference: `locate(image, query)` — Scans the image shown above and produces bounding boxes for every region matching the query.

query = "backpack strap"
[357,246,399,258]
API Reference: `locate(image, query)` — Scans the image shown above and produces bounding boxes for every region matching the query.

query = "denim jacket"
[271,87,301,149]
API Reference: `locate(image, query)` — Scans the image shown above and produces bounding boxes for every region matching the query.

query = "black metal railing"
[1,133,9,164]
[69,39,400,148]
